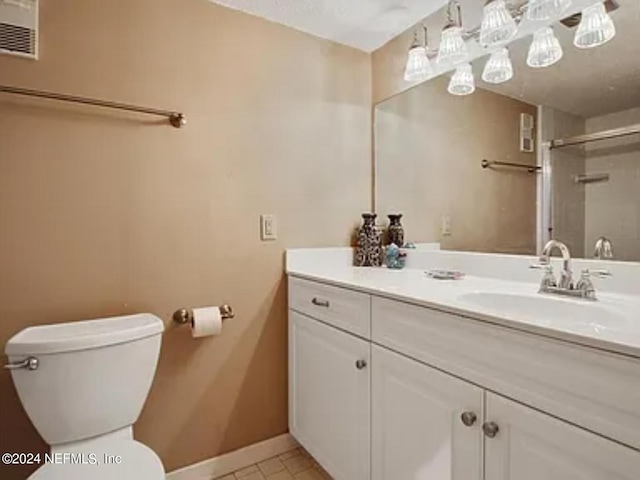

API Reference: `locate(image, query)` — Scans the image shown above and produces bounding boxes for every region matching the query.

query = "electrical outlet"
[441,215,452,237]
[260,214,277,241]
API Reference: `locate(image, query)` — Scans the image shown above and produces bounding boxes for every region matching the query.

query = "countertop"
[287,263,640,359]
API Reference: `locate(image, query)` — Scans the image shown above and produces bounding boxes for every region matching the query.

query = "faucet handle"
[531,263,557,289]
[530,263,553,271]
[581,269,612,279]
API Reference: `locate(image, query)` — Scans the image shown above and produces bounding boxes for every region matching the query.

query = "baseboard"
[166,433,299,480]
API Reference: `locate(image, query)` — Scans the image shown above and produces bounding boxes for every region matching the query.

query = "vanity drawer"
[289,276,371,339]
[372,296,640,450]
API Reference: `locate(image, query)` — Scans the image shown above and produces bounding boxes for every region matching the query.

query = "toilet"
[4,313,165,479]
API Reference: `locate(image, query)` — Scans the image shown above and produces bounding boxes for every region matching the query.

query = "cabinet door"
[289,311,370,480]
[484,392,640,480]
[372,345,483,480]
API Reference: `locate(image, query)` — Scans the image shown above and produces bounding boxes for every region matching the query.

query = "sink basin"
[456,292,631,334]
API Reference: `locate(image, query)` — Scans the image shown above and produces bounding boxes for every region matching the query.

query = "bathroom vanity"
[286,249,640,480]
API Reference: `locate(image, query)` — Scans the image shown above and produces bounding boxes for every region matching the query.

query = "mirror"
[375,0,640,261]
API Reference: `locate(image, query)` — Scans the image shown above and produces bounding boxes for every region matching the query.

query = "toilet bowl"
[4,313,165,479]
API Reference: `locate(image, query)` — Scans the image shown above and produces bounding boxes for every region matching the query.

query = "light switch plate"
[260,214,277,241]
[441,215,452,237]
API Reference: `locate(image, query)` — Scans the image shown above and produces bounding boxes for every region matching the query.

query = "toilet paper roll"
[191,307,223,338]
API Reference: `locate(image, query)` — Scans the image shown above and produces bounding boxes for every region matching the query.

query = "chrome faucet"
[530,239,611,300]
[539,239,573,288]
[594,236,614,260]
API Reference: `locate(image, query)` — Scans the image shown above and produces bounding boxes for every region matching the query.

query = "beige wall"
[371,27,415,104]
[585,107,640,261]
[0,0,372,477]
[375,77,538,255]
[370,2,452,104]
[540,106,587,256]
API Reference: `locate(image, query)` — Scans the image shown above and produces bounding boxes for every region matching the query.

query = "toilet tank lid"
[5,314,164,356]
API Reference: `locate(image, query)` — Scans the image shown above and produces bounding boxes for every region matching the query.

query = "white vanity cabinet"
[484,393,640,480]
[288,275,640,480]
[288,278,371,480]
[371,345,483,480]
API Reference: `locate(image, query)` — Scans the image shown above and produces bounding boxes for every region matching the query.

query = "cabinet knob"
[311,297,330,308]
[355,359,367,370]
[460,411,477,427]
[482,422,500,438]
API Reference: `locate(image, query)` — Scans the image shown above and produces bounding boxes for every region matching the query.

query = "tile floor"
[215,447,333,480]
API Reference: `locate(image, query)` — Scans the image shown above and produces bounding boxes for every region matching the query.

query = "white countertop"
[287,258,640,359]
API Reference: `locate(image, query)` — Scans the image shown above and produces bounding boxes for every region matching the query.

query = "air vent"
[520,113,535,153]
[0,0,38,59]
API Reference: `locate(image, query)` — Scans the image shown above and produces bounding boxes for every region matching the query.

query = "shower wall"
[584,107,640,261]
[540,106,586,257]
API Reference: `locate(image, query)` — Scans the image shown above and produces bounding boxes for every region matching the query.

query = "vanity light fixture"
[404,26,433,82]
[479,0,518,47]
[437,0,469,66]
[448,63,476,95]
[526,0,572,22]
[423,0,620,95]
[527,26,563,68]
[574,2,616,48]
[482,47,514,84]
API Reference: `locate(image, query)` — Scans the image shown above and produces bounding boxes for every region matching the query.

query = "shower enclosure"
[539,114,640,261]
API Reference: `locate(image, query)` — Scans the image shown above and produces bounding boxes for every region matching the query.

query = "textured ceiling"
[207,0,447,51]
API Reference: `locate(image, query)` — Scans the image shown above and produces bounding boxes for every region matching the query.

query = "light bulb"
[448,63,475,96]
[480,0,518,47]
[527,27,563,68]
[482,48,513,84]
[526,0,572,21]
[437,25,469,66]
[404,45,432,82]
[574,3,616,49]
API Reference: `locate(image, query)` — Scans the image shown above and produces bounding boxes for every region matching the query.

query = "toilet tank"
[5,314,164,446]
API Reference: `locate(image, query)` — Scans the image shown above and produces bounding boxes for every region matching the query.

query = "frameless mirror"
[375,0,640,261]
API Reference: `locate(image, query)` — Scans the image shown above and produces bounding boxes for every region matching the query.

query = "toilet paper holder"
[172,305,235,325]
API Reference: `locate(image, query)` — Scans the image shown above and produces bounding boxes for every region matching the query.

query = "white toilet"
[4,313,165,479]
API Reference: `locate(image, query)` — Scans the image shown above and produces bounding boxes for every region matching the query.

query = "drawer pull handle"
[460,411,477,427]
[482,422,500,438]
[355,359,367,370]
[311,298,330,308]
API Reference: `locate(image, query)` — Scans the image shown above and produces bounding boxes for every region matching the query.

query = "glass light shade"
[437,25,469,66]
[480,0,518,47]
[574,3,616,49]
[448,63,475,96]
[482,48,513,84]
[526,0,572,21]
[527,0,571,22]
[527,27,563,68]
[404,46,433,82]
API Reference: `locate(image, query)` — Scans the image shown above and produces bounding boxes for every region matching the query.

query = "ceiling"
[208,0,639,117]
[476,0,640,118]
[207,0,447,52]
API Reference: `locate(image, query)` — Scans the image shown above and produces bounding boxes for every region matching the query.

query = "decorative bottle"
[387,214,405,247]
[354,213,383,267]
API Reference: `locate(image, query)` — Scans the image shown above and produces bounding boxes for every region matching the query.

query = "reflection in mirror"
[375,0,640,261]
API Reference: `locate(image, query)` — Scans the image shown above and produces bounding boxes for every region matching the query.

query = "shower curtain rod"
[549,123,640,149]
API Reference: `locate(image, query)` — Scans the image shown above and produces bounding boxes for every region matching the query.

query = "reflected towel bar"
[482,159,540,174]
[574,173,610,184]
[0,84,186,128]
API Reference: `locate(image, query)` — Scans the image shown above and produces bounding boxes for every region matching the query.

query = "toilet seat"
[28,440,164,480]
